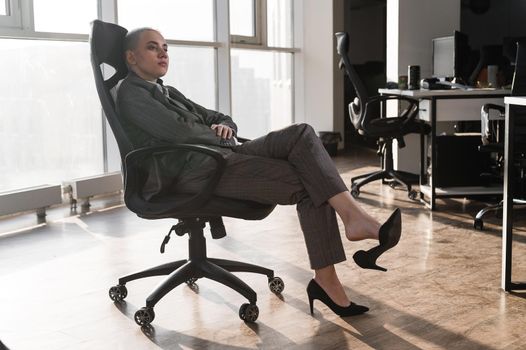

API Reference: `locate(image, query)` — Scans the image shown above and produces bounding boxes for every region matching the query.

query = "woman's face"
[126,30,169,81]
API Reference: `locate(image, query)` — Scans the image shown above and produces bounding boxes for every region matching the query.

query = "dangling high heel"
[353,208,402,272]
[306,279,369,317]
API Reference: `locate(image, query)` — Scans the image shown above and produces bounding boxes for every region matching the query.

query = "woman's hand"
[211,124,234,139]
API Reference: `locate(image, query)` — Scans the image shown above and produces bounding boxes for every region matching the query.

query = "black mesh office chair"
[335,32,431,199]
[89,20,284,326]
[474,41,526,230]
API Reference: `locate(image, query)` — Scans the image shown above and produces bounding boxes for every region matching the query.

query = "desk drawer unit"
[419,98,504,122]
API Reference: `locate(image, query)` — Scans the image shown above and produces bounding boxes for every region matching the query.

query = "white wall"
[387,0,461,173]
[297,0,337,134]
[396,0,461,80]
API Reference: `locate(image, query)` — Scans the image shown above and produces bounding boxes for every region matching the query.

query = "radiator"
[63,171,123,210]
[0,184,63,218]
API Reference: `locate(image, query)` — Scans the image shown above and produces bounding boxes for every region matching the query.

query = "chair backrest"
[335,32,369,132]
[89,20,133,160]
[512,42,526,96]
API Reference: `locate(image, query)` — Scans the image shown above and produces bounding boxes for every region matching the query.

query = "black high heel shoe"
[353,208,402,272]
[306,279,369,317]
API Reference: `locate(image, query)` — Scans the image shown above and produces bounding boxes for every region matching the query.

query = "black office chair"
[89,20,284,327]
[474,42,526,230]
[335,32,431,199]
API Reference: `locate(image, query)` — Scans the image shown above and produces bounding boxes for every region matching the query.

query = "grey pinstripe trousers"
[184,123,348,269]
[221,124,347,269]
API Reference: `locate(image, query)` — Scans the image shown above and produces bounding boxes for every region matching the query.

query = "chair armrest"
[367,94,419,105]
[236,136,251,143]
[123,144,227,215]
[482,103,505,116]
[365,95,419,124]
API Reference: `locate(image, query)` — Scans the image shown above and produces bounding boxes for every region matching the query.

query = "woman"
[116,27,402,317]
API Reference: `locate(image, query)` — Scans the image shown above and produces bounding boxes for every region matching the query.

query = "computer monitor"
[432,36,455,78]
[503,37,526,65]
[432,31,471,82]
[512,42,526,95]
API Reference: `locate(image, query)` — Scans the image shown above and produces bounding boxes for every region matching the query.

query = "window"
[230,0,261,44]
[0,39,103,192]
[266,0,293,48]
[231,49,293,138]
[163,46,216,110]
[33,0,97,34]
[230,0,293,47]
[230,0,295,136]
[0,0,297,195]
[117,0,218,109]
[117,0,214,41]
[230,0,256,37]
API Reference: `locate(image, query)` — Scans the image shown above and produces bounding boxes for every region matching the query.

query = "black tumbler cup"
[408,65,420,90]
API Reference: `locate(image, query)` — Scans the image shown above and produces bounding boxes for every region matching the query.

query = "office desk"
[378,88,510,210]
[502,96,526,291]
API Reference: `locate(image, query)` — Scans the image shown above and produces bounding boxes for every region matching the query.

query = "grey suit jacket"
[116,71,237,198]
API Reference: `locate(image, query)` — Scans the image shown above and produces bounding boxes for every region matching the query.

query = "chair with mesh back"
[474,41,526,230]
[89,20,284,327]
[335,32,431,199]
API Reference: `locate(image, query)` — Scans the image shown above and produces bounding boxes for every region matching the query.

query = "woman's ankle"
[313,266,350,306]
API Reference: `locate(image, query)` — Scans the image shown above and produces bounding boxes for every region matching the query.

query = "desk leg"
[381,98,386,171]
[419,131,425,201]
[502,103,514,291]
[429,98,437,211]
[502,104,526,291]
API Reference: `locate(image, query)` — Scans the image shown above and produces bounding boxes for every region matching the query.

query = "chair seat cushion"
[366,117,430,138]
[136,194,275,221]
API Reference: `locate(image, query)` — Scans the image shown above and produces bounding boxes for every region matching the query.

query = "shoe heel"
[308,296,314,315]
[352,249,387,272]
[352,209,402,272]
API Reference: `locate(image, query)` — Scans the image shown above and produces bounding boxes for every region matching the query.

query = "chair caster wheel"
[408,190,418,200]
[134,307,155,326]
[351,184,360,198]
[268,276,285,294]
[389,182,397,189]
[108,284,127,301]
[239,303,259,322]
[474,218,484,230]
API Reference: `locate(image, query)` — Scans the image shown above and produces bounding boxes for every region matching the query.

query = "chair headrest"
[89,20,129,89]
[335,32,349,57]
[89,20,133,158]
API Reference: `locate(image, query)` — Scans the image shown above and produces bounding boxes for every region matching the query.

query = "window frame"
[0,0,22,28]
[230,0,265,45]
[230,0,297,52]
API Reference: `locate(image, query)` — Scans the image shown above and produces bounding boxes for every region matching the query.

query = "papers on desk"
[437,81,471,89]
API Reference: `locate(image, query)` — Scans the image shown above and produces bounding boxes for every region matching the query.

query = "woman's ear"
[125,50,136,66]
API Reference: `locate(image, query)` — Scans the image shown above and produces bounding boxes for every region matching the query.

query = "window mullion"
[258,0,267,47]
[22,0,34,31]
[216,0,232,116]
[99,0,117,23]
